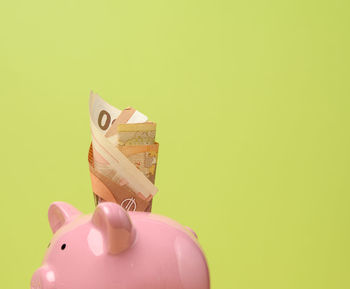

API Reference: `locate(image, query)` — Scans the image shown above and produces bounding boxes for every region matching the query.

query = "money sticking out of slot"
[88,92,159,212]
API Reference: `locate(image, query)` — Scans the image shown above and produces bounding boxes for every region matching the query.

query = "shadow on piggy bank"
[31,202,210,289]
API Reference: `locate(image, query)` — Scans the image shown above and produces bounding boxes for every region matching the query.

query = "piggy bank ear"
[48,202,81,233]
[92,202,136,255]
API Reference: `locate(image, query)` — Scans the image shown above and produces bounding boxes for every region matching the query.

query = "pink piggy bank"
[31,202,210,289]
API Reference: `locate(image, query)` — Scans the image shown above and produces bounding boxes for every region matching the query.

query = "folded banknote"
[88,92,159,212]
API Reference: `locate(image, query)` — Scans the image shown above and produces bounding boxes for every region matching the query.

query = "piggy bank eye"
[61,244,67,250]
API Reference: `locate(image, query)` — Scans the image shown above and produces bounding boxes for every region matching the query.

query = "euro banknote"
[89,91,159,212]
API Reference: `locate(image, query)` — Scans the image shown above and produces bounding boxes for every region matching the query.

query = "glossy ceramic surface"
[31,202,210,289]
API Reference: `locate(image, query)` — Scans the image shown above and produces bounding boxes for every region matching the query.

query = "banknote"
[118,143,159,184]
[116,122,156,146]
[88,145,155,212]
[90,92,148,135]
[89,91,159,212]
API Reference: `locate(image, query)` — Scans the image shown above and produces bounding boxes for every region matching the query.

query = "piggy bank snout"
[31,266,56,289]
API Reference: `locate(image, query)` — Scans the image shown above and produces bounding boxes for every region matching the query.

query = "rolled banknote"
[89,91,159,212]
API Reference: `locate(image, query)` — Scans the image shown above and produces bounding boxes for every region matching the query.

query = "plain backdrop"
[0,0,349,288]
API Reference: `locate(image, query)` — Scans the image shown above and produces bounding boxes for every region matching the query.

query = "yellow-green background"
[0,0,349,288]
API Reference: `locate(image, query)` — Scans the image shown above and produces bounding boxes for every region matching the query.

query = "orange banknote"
[89,92,159,212]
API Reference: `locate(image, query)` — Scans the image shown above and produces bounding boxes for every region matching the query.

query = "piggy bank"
[31,202,210,289]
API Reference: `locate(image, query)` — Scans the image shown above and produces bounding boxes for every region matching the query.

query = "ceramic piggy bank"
[31,202,210,289]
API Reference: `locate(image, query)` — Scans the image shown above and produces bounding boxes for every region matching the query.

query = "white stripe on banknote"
[91,122,158,198]
[127,110,148,124]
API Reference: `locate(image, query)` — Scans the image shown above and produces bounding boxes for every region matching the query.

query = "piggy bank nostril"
[31,282,41,289]
[30,275,41,289]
